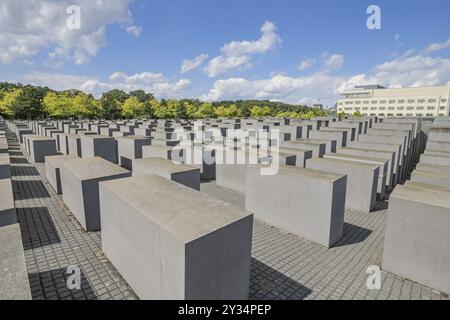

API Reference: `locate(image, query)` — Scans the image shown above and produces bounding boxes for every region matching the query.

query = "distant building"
[337,81,450,117]
[312,104,323,110]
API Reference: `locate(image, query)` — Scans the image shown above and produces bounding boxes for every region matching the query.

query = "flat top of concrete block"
[307,157,379,169]
[285,139,327,146]
[143,145,175,151]
[134,158,199,174]
[0,223,32,300]
[273,164,347,182]
[405,181,450,193]
[100,174,251,243]
[44,154,77,166]
[0,178,14,211]
[60,157,129,180]
[279,147,313,154]
[116,135,151,142]
[326,153,387,165]
[417,163,450,170]
[392,184,450,209]
[0,153,10,165]
[414,169,450,179]
[423,152,450,159]
[340,147,395,155]
[27,136,56,141]
[81,134,113,140]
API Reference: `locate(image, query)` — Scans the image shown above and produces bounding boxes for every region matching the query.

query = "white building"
[337,82,450,117]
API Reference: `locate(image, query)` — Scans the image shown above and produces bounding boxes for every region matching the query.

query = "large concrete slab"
[383,184,450,293]
[306,158,379,213]
[45,155,77,194]
[0,223,32,300]
[132,157,200,190]
[27,136,57,163]
[0,178,16,227]
[60,157,131,231]
[245,165,346,247]
[116,136,152,170]
[99,174,253,300]
[81,135,118,164]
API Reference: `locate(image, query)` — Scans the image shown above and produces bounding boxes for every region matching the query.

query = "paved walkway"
[6,131,448,300]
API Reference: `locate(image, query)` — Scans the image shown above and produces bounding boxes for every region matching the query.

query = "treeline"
[0,82,328,120]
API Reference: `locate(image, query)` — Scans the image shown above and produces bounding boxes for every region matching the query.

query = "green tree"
[0,89,20,117]
[71,92,101,119]
[195,103,215,119]
[353,111,363,118]
[100,90,128,120]
[43,92,73,118]
[122,96,145,118]
[250,106,272,117]
[12,86,50,119]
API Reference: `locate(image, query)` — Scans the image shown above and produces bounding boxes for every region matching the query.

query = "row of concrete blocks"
[43,155,250,299]
[382,122,450,294]
[0,123,32,300]
[215,118,425,215]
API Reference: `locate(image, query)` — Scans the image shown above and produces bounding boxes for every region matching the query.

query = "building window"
[398,99,405,103]
[441,99,447,103]
[440,106,447,110]
[388,107,395,110]
[417,106,424,110]
[379,107,386,110]
[380,100,387,104]
[407,106,414,110]
[407,99,415,103]
[428,99,437,103]
[397,107,404,110]
[362,107,368,111]
[371,100,378,104]
[363,100,370,104]
[427,106,435,110]
[370,107,377,110]
[389,100,396,104]
[355,101,362,105]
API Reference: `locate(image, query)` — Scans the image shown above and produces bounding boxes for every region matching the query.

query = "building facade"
[337,82,450,117]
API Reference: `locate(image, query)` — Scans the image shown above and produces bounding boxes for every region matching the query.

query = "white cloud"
[322,53,345,70]
[201,51,450,106]
[22,71,191,99]
[0,0,137,65]
[425,38,450,54]
[204,21,281,77]
[180,54,209,74]
[298,58,316,71]
[126,25,142,38]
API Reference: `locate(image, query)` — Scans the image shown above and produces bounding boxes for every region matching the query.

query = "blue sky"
[1,0,450,107]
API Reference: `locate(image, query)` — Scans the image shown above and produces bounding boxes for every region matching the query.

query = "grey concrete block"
[132,158,200,190]
[45,155,77,194]
[99,174,253,300]
[116,136,152,170]
[81,135,118,164]
[0,154,11,179]
[0,223,32,300]
[0,178,16,227]
[278,147,313,168]
[28,136,57,163]
[324,153,388,199]
[383,184,450,293]
[306,158,379,213]
[60,157,131,231]
[245,165,346,247]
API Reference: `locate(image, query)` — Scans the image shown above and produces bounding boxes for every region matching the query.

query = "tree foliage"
[0,82,331,120]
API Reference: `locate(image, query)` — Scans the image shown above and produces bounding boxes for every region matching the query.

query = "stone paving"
[6,131,449,300]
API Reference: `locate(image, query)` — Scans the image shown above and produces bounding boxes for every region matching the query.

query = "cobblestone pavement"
[6,131,449,300]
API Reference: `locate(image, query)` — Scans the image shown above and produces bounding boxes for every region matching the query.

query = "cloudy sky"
[1,0,450,107]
